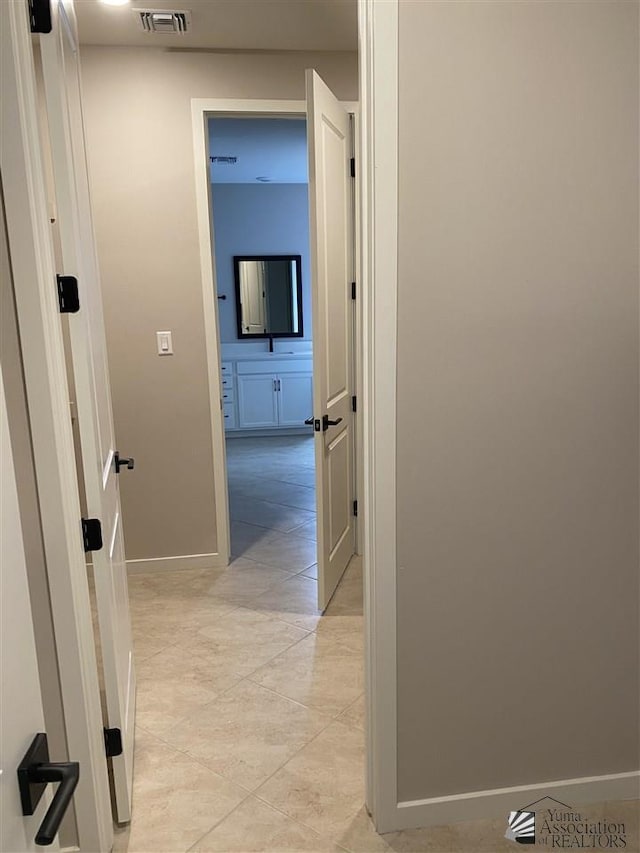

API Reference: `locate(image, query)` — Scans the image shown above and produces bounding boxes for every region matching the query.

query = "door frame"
[0,1,113,849]
[190,96,360,570]
[358,0,399,833]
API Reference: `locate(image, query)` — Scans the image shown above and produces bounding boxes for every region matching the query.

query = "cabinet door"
[278,373,314,427]
[237,374,279,428]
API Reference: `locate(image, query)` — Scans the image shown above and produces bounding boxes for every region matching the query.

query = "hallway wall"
[79,47,357,563]
[395,0,639,804]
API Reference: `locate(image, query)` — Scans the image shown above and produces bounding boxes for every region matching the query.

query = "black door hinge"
[352,395,357,413]
[104,727,123,758]
[351,281,356,300]
[57,275,80,314]
[29,0,52,33]
[350,157,356,178]
[353,500,358,517]
[81,518,103,553]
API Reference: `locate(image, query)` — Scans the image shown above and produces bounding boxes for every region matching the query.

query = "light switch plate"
[156,331,173,355]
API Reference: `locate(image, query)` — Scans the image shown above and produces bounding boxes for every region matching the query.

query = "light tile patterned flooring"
[116,437,639,852]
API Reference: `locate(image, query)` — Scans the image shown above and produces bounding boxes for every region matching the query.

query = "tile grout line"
[250,717,366,843]
[135,726,255,853]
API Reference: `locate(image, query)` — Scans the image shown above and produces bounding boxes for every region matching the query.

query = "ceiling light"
[100,0,130,6]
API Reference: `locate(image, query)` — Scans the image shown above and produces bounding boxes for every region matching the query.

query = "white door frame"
[190,96,360,571]
[358,0,399,834]
[0,2,113,849]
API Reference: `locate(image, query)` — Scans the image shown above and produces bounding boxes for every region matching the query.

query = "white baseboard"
[392,771,639,832]
[126,552,227,574]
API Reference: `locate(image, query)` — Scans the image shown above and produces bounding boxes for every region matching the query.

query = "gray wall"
[80,46,356,562]
[211,183,311,343]
[396,0,639,802]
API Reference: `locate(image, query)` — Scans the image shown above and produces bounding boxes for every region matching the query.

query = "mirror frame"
[233,254,304,340]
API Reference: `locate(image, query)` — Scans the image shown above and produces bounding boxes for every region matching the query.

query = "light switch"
[156,331,173,355]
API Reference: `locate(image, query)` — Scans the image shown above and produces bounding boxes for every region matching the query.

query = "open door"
[307,70,356,610]
[0,371,61,853]
[1,216,62,852]
[38,0,135,822]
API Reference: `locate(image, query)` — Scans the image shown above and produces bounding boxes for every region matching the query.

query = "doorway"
[208,116,318,574]
[193,88,360,612]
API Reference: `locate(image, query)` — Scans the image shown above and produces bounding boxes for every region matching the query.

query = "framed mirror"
[234,255,303,338]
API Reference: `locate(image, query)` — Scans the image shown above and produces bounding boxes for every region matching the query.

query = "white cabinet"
[278,373,314,426]
[222,356,313,433]
[237,375,280,428]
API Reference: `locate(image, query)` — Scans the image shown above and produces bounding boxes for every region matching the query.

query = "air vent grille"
[136,9,191,33]
[210,156,238,164]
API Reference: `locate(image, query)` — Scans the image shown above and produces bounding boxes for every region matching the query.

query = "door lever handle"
[114,451,135,473]
[18,733,80,846]
[322,415,343,431]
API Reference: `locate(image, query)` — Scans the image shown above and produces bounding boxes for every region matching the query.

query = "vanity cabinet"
[221,356,313,432]
[278,373,314,426]
[237,374,280,428]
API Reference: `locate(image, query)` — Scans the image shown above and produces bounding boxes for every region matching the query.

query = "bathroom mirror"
[234,255,303,338]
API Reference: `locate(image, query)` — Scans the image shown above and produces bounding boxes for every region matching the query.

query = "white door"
[239,260,267,334]
[278,373,314,427]
[38,0,135,822]
[0,369,60,853]
[307,70,356,610]
[237,374,279,428]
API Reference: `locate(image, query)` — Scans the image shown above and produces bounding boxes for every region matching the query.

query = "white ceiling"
[75,0,358,51]
[209,117,307,184]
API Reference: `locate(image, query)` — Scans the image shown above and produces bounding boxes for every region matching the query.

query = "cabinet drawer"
[221,385,235,404]
[221,375,234,391]
[220,362,233,374]
[223,402,237,429]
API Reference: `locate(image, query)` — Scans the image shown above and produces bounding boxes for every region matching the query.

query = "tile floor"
[115,436,639,852]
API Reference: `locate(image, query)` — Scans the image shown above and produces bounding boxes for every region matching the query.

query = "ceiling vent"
[136,9,191,33]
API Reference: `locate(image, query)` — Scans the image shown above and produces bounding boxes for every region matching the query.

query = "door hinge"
[57,275,80,314]
[350,157,356,178]
[81,518,103,553]
[103,727,123,758]
[351,281,356,300]
[353,500,358,517]
[29,0,52,33]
